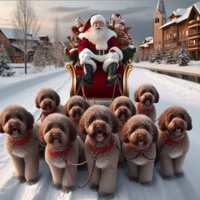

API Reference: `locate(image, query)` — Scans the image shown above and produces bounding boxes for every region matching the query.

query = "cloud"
[47,6,89,13]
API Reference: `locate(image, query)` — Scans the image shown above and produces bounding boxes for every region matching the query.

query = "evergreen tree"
[165,50,176,64]
[179,46,190,66]
[0,45,15,77]
[154,47,163,64]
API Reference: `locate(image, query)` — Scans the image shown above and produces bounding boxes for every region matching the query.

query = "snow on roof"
[11,43,34,53]
[140,37,153,47]
[160,5,192,29]
[194,2,200,13]
[0,27,40,41]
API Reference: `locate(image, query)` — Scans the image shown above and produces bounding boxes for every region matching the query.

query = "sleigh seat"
[65,62,134,100]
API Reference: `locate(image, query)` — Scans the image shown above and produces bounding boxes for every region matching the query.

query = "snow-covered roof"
[11,43,34,53]
[160,6,192,29]
[194,2,200,13]
[0,27,40,41]
[140,37,153,48]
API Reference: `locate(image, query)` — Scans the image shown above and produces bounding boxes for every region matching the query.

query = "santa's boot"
[106,63,121,86]
[77,64,93,86]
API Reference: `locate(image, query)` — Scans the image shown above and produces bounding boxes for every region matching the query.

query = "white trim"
[109,47,123,60]
[90,15,106,25]
[102,57,119,72]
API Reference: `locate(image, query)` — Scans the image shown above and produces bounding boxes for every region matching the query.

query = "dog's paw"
[62,186,74,193]
[129,177,139,183]
[16,176,26,183]
[53,183,62,190]
[162,174,174,180]
[140,181,152,187]
[175,172,184,178]
[90,184,99,191]
[99,192,114,199]
[26,178,38,185]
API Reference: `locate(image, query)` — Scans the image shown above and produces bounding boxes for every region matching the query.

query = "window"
[155,18,159,23]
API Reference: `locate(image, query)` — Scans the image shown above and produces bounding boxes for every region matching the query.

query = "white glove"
[111,52,119,60]
[83,53,91,60]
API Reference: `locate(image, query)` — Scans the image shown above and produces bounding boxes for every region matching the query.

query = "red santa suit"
[78,15,123,73]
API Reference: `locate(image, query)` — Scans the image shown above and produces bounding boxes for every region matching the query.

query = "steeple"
[156,0,167,20]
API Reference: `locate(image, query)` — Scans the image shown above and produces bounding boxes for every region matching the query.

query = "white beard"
[84,26,110,50]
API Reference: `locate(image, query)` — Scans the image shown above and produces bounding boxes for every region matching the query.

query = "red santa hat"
[111,13,122,20]
[118,19,125,27]
[82,14,106,33]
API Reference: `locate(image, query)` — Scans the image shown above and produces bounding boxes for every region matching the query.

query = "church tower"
[153,0,167,52]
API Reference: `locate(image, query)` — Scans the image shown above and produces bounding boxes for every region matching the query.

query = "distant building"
[140,1,200,60]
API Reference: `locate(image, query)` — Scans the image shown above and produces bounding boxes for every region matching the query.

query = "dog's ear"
[154,87,160,103]
[83,100,90,110]
[134,88,140,102]
[63,103,69,117]
[110,113,119,133]
[121,123,129,143]
[35,94,41,108]
[131,103,136,116]
[68,120,78,142]
[108,101,114,112]
[25,110,34,131]
[151,123,158,143]
[0,112,5,133]
[53,91,60,106]
[79,113,87,135]
[158,111,167,131]
[38,124,46,144]
[185,111,193,131]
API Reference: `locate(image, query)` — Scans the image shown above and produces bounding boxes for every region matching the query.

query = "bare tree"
[12,0,40,74]
[52,16,61,69]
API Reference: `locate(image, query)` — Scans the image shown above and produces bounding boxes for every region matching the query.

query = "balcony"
[188,20,200,27]
[188,31,198,37]
[188,44,200,49]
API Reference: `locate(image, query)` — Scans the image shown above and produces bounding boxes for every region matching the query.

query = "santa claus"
[78,14,123,87]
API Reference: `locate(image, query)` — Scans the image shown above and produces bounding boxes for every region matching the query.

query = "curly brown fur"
[157,106,192,180]
[134,83,159,122]
[79,105,120,199]
[39,113,85,192]
[63,95,90,142]
[121,114,158,184]
[0,105,39,184]
[35,88,63,122]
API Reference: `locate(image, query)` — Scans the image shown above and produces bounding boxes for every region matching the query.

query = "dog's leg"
[49,165,63,189]
[24,154,39,185]
[173,154,186,178]
[10,155,25,182]
[139,162,154,185]
[127,160,139,182]
[160,155,174,179]
[98,166,117,198]
[62,165,77,192]
[89,165,101,191]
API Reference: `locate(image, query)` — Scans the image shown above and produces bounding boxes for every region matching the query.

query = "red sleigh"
[65,61,134,100]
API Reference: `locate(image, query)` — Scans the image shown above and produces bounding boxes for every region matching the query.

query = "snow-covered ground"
[0,63,200,200]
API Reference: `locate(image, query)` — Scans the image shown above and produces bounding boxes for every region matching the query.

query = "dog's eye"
[102,116,108,122]
[69,104,74,109]
[16,114,23,121]
[5,115,10,123]
[49,95,53,100]
[169,115,174,122]
[125,103,130,109]
[180,114,185,120]
[59,124,65,131]
[89,116,96,124]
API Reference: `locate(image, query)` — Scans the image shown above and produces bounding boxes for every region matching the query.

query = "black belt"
[92,50,108,55]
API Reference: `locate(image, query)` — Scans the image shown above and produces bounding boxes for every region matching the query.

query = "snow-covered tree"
[165,50,176,64]
[32,47,46,71]
[154,48,163,64]
[179,46,190,66]
[0,45,15,77]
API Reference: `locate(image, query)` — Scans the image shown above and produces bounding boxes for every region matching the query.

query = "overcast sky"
[0,0,197,46]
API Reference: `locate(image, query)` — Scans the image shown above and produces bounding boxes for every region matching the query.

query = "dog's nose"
[138,134,144,140]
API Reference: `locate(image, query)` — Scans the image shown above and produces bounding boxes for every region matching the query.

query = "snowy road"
[0,67,200,200]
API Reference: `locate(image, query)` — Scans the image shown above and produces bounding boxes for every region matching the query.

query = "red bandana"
[119,124,123,131]
[9,132,32,146]
[48,143,72,157]
[129,143,151,152]
[164,133,185,146]
[137,103,154,113]
[42,108,57,117]
[69,117,80,124]
[88,138,114,154]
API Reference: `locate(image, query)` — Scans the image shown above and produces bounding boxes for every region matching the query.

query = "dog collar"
[129,143,152,152]
[69,117,80,124]
[164,133,185,146]
[119,124,123,131]
[41,108,57,117]
[8,131,32,146]
[88,138,114,154]
[48,143,72,157]
[137,103,154,113]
